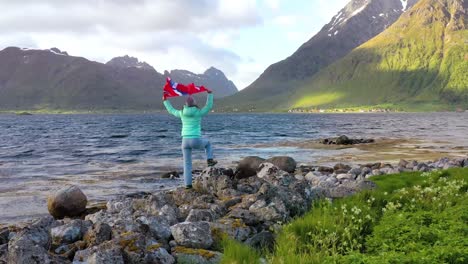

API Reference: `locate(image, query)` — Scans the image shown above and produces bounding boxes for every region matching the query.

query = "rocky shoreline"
[1,156,467,264]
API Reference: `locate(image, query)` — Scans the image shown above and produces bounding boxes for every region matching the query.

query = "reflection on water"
[0,112,467,224]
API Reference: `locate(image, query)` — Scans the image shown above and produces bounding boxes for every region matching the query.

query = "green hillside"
[288,0,467,111]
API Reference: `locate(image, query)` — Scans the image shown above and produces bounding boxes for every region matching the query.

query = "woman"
[163,91,217,189]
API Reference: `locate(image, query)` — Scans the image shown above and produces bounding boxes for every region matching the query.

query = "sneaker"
[185,185,193,189]
[207,159,218,167]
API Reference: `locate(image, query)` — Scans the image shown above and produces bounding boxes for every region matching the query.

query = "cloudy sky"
[0,0,349,89]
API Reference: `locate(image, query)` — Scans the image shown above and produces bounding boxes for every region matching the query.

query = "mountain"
[287,0,467,111]
[0,48,236,111]
[106,55,155,71]
[220,0,419,111]
[164,67,237,98]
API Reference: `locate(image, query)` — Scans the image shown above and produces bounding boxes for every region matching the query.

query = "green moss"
[146,244,162,252]
[173,246,217,259]
[118,232,140,252]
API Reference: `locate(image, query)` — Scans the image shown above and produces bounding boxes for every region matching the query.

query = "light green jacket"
[163,94,214,138]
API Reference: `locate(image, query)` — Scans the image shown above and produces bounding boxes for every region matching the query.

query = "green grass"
[221,238,262,264]
[221,168,468,263]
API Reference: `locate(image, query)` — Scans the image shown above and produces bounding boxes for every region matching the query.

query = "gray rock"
[226,209,259,226]
[294,174,305,181]
[186,209,216,222]
[250,197,288,223]
[317,181,336,189]
[360,167,372,176]
[137,216,172,241]
[193,167,235,197]
[379,167,393,175]
[305,172,326,185]
[245,231,275,251]
[464,158,468,168]
[406,160,418,169]
[73,241,124,264]
[333,163,352,173]
[0,244,7,263]
[51,219,87,246]
[8,239,51,264]
[398,159,408,168]
[336,174,353,180]
[220,197,242,209]
[106,198,134,214]
[147,192,176,212]
[257,163,291,186]
[266,156,297,173]
[172,247,222,264]
[348,167,362,176]
[371,169,383,176]
[235,156,266,179]
[146,245,175,264]
[85,210,111,224]
[47,185,88,219]
[83,222,112,247]
[170,222,213,249]
[317,166,334,174]
[415,162,429,172]
[210,219,254,241]
[328,185,356,198]
[158,205,179,226]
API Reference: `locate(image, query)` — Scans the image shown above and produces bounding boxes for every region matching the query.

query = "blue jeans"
[181,138,213,186]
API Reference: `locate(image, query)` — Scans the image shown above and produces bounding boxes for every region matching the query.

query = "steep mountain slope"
[220,0,418,110]
[288,0,467,111]
[0,48,236,111]
[164,67,238,98]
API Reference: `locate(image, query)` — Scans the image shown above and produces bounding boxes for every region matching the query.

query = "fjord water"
[0,112,467,224]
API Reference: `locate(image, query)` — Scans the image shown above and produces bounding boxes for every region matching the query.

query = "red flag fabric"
[163,77,210,100]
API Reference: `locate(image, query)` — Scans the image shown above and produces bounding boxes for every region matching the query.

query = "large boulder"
[266,156,297,173]
[170,222,213,249]
[47,185,88,219]
[235,156,266,179]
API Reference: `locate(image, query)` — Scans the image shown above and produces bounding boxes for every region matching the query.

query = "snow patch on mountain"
[400,0,408,11]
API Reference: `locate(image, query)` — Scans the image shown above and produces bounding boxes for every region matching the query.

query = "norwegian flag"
[163,77,210,100]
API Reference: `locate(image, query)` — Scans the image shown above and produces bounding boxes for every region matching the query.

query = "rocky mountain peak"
[203,67,225,77]
[106,55,155,71]
[49,47,69,56]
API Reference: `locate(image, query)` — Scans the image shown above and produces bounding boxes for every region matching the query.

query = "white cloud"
[263,0,280,10]
[272,15,298,27]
